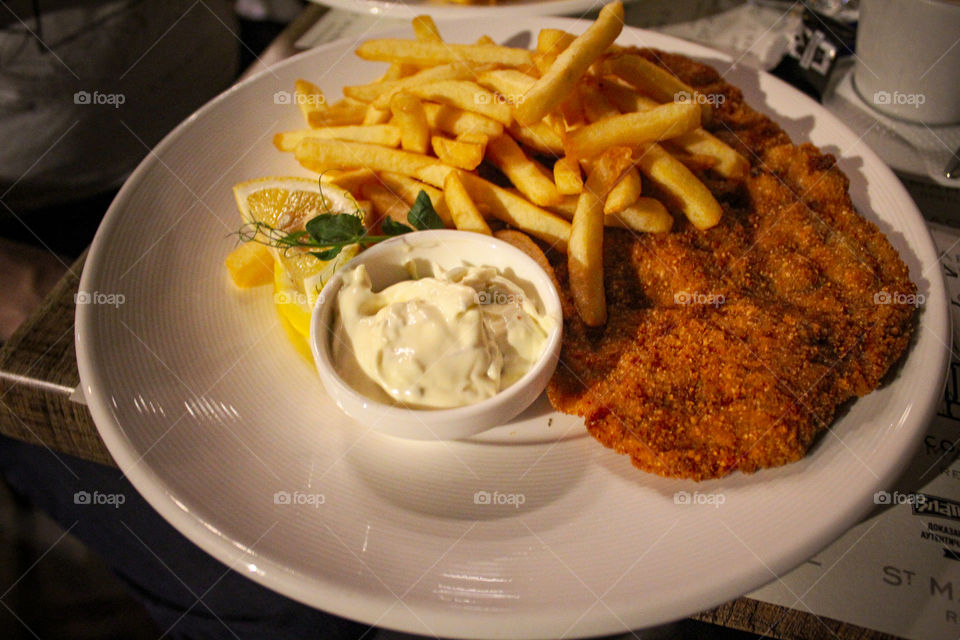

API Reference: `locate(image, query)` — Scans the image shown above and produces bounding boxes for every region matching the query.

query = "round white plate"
[311,0,606,19]
[76,18,949,639]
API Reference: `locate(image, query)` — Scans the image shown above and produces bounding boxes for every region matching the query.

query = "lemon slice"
[273,261,311,338]
[273,262,313,360]
[233,176,361,308]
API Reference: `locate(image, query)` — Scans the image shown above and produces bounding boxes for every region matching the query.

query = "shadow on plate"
[344,420,596,525]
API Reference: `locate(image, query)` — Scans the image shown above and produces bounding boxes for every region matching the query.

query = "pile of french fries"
[273,1,748,326]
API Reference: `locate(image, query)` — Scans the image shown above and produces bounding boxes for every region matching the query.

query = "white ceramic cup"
[853,0,960,124]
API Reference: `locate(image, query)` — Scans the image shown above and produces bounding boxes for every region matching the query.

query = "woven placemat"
[0,250,115,467]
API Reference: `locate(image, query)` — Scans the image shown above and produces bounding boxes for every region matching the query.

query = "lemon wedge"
[233,177,361,344]
[273,262,313,360]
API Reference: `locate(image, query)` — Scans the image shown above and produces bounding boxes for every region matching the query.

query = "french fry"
[532,30,575,77]
[444,171,491,235]
[457,172,571,252]
[424,102,504,137]
[388,64,418,80]
[564,102,700,158]
[346,63,474,104]
[558,87,585,128]
[406,80,512,126]
[475,35,496,46]
[362,103,392,125]
[273,125,402,152]
[514,1,624,126]
[664,129,749,180]
[486,134,562,206]
[580,78,619,123]
[537,28,575,55]
[635,142,722,230]
[543,112,568,140]
[431,135,485,170]
[390,92,430,154]
[415,164,456,189]
[604,166,642,214]
[594,78,747,179]
[597,76,658,113]
[372,68,496,110]
[294,79,327,124]
[547,193,671,233]
[361,182,412,228]
[312,168,349,181]
[545,194,579,220]
[507,120,564,156]
[376,172,452,227]
[516,61,541,79]
[532,51,555,78]
[307,98,368,127]
[379,65,408,81]
[384,64,417,83]
[476,69,536,102]
[412,15,442,42]
[355,39,533,68]
[553,156,583,195]
[606,197,673,233]
[322,168,376,193]
[384,15,442,83]
[294,138,451,181]
[568,146,633,326]
[604,54,713,124]
[664,149,711,174]
[457,131,489,147]
[493,229,560,291]
[376,171,441,202]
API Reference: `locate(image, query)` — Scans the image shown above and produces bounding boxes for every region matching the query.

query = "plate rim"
[75,17,952,637]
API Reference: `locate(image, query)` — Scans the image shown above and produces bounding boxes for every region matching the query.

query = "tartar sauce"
[332,262,553,409]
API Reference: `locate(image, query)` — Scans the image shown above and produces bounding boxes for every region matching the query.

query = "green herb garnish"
[406,189,445,231]
[238,180,444,261]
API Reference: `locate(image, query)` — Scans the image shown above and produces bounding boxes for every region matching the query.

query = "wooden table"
[0,6,904,640]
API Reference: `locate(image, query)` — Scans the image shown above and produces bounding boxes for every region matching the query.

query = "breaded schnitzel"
[546,50,917,480]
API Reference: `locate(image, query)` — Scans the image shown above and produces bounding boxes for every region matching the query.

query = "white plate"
[76,18,950,638]
[310,0,606,19]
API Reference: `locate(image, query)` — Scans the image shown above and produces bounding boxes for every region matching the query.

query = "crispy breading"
[547,49,916,480]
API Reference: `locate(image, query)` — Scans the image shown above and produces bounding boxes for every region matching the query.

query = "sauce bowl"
[309,230,563,440]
